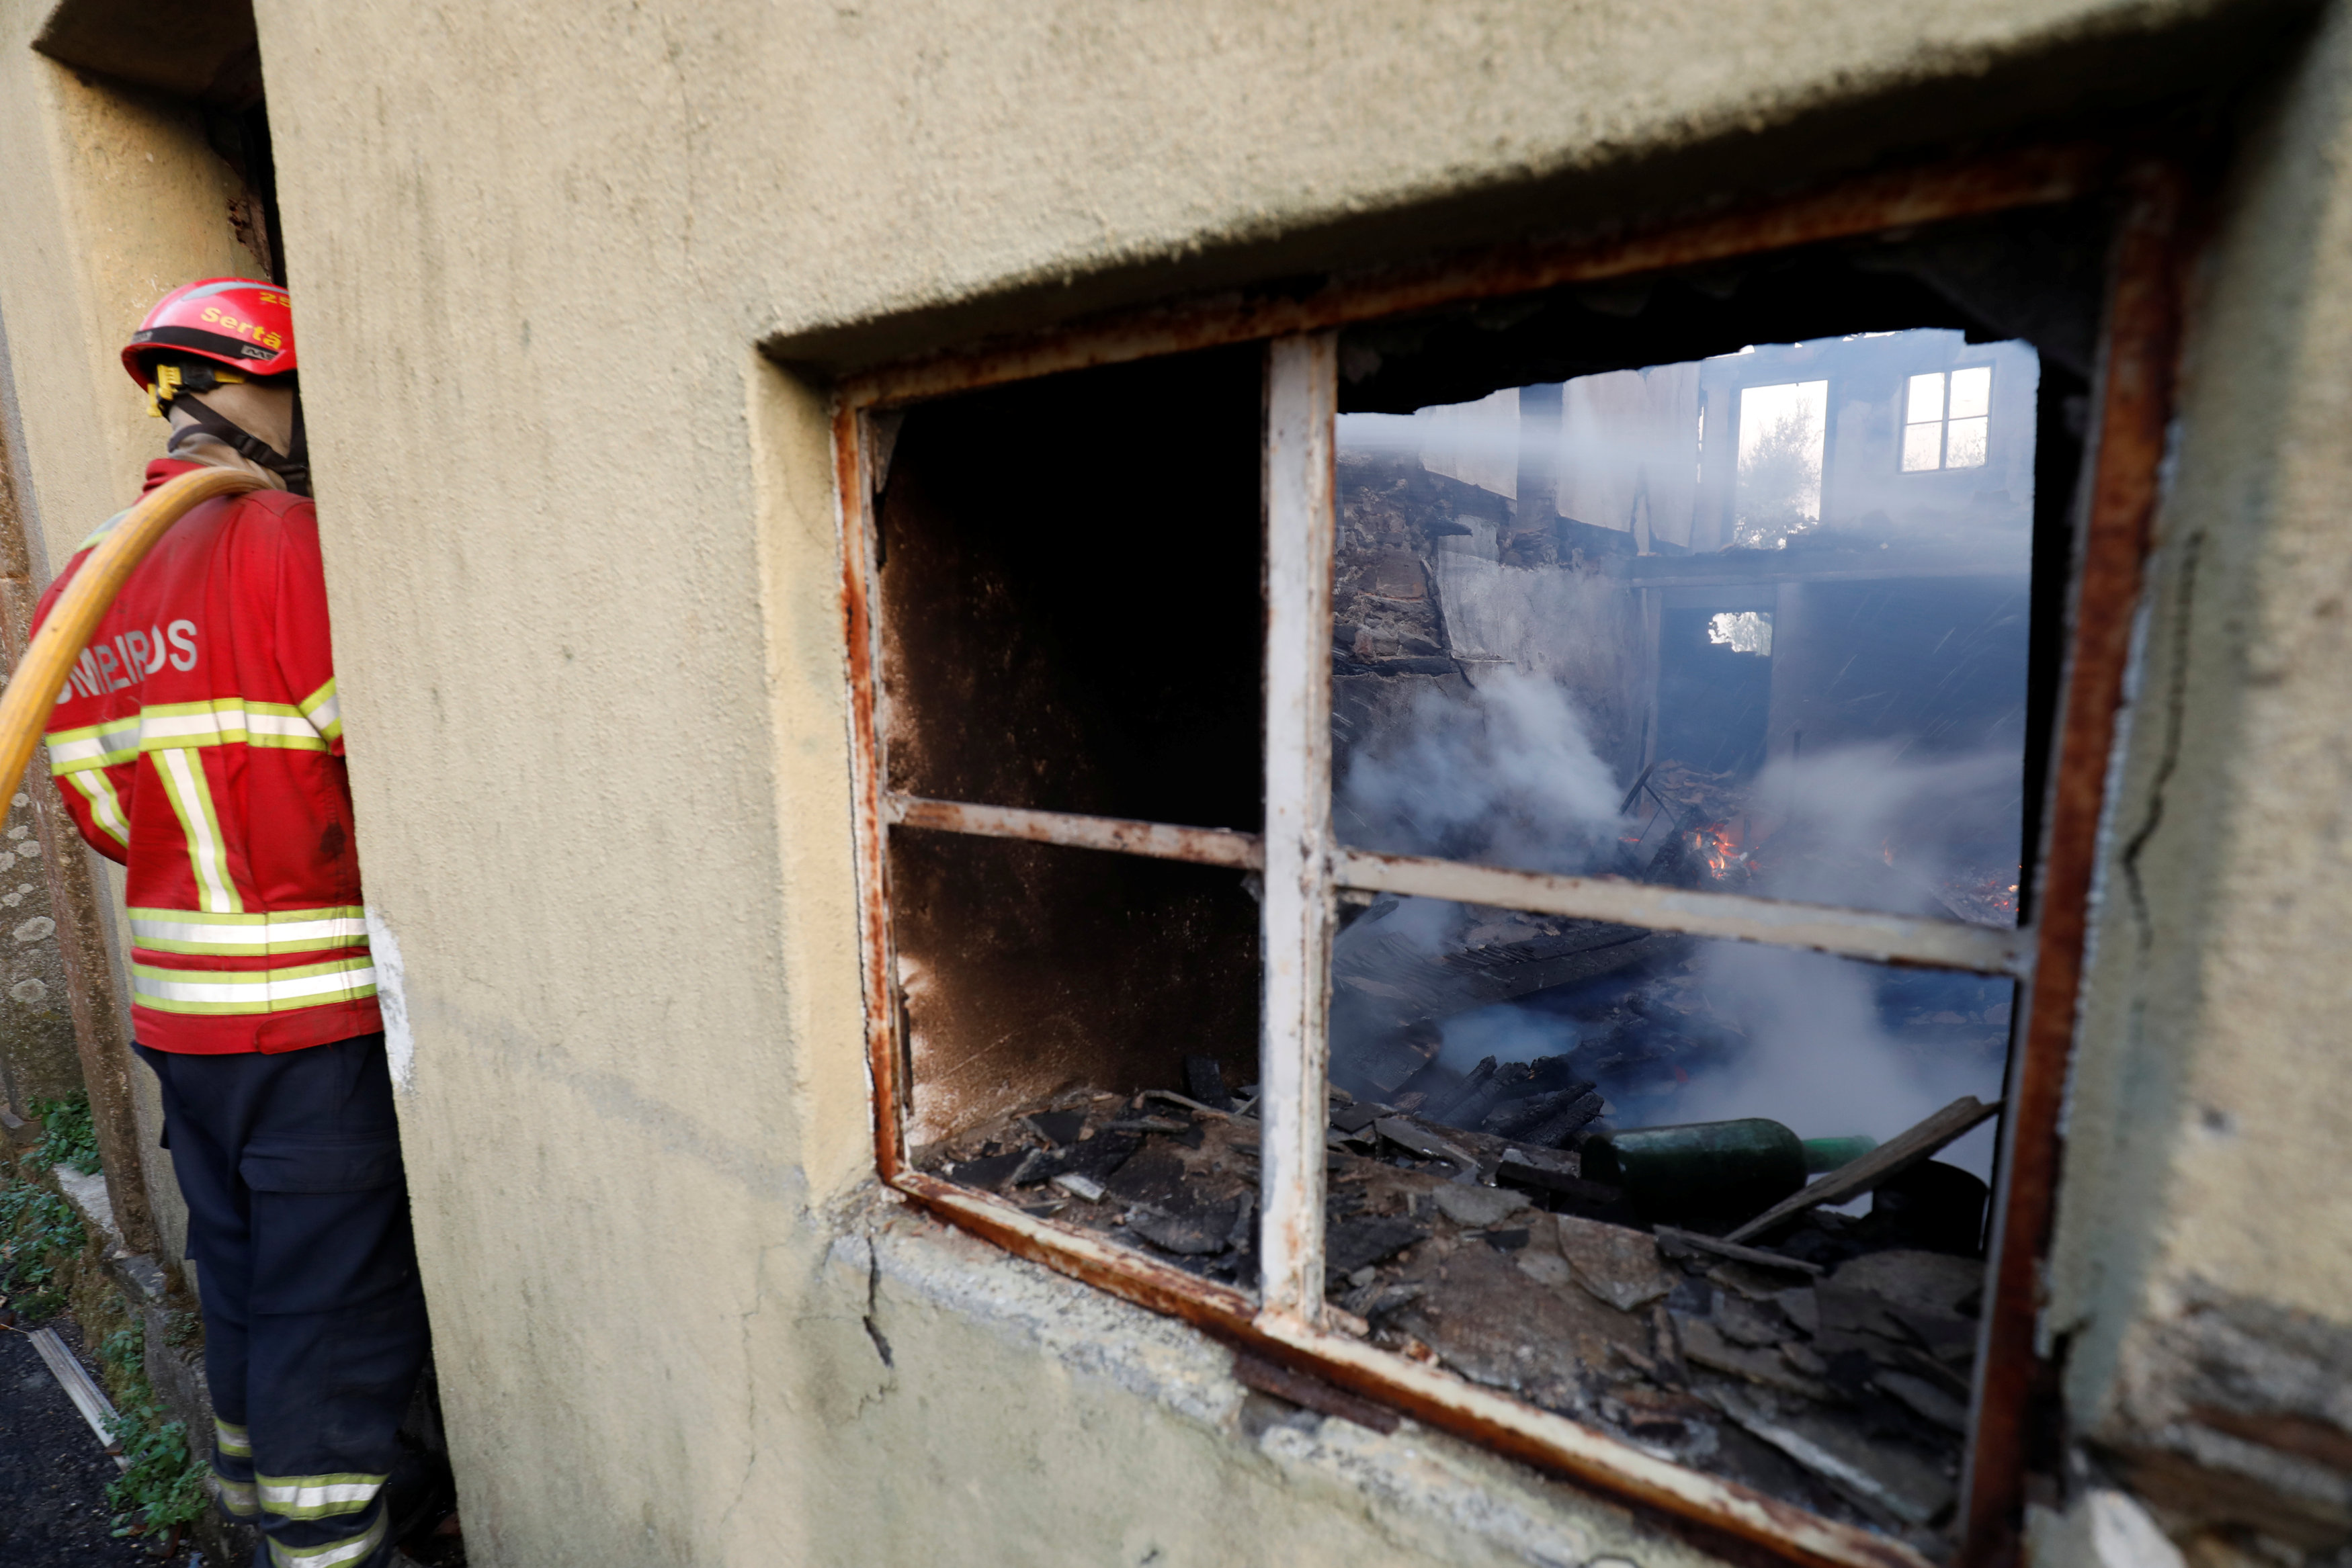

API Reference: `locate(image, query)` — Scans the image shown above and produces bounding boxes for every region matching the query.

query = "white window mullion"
[1258,331,1339,1325]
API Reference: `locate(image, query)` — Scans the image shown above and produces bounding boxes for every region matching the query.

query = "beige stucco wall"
[0,0,2339,1561]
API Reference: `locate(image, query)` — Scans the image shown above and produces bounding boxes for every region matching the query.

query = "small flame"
[1691,820,1751,881]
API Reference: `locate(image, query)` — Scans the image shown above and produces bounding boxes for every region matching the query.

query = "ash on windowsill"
[918,1067,1986,1549]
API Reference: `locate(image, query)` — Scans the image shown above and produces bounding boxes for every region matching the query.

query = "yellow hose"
[0,467,265,803]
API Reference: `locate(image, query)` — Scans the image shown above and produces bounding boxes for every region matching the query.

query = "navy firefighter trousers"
[136,1034,427,1568]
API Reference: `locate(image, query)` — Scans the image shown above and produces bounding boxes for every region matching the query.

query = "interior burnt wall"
[1332,454,1661,812]
[878,344,1263,834]
[892,830,1260,1149]
[1656,605,1774,775]
[1766,576,2034,760]
[877,344,1267,1147]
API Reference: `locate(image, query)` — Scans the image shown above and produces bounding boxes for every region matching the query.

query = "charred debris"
[921,1057,1999,1549]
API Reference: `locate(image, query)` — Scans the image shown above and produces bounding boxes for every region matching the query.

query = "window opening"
[1734,379,1829,547]
[843,162,2177,1568]
[1707,611,1772,656]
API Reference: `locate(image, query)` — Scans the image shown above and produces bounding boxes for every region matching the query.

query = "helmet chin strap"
[167,395,310,498]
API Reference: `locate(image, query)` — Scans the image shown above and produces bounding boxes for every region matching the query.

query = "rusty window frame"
[831,144,2187,1568]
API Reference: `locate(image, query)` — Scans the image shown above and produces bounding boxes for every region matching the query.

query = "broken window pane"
[876,344,1264,830]
[1333,329,2037,922]
[1324,917,2007,1540]
[1325,304,2048,1540]
[898,830,1264,1289]
[878,348,1268,1294]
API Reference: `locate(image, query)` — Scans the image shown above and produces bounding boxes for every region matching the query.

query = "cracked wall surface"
[765,1205,1732,1568]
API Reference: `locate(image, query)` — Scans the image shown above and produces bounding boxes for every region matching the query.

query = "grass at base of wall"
[0,1153,86,1319]
[30,1093,101,1176]
[97,1323,207,1542]
[1,1140,206,1543]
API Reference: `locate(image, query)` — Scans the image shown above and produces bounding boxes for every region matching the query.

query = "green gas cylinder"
[1802,1135,1878,1173]
[1583,1119,1874,1223]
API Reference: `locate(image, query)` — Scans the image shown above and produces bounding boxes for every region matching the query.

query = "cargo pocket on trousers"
[240,1133,403,1194]
[241,1133,417,1315]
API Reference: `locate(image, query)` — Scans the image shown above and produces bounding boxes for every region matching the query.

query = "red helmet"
[120,278,296,392]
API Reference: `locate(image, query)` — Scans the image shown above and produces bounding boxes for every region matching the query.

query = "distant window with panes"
[1902,364,1994,471]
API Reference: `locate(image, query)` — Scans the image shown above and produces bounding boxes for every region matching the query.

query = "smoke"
[1439,999,1581,1074]
[1331,672,2013,1176]
[1738,740,2022,921]
[1665,943,2007,1180]
[1337,670,2022,918]
[1417,941,2008,1181]
[1339,668,1628,878]
[1382,892,1470,955]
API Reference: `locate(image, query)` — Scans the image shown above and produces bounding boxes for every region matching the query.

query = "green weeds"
[0,1172,86,1319]
[97,1314,207,1540]
[31,1093,100,1174]
[105,1401,207,1540]
[100,1323,144,1383]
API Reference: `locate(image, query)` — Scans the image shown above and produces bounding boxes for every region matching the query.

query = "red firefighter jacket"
[32,459,377,1053]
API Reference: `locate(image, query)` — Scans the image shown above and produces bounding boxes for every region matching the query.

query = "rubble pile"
[1409,1053,1606,1148]
[924,1076,1264,1289]
[923,1066,1992,1546]
[1330,902,1699,1105]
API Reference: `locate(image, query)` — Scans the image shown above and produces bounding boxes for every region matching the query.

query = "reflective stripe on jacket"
[32,459,378,1053]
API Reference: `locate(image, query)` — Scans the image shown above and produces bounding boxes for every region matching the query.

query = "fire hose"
[0,468,265,802]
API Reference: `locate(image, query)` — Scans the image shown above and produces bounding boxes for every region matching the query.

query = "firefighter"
[32,279,431,1568]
